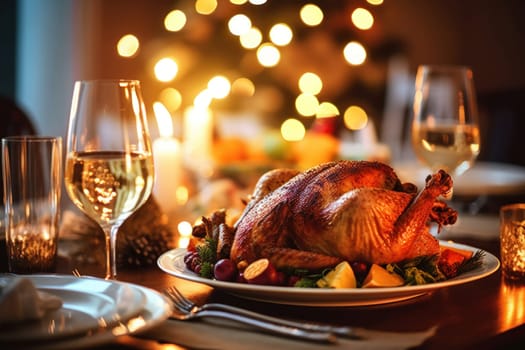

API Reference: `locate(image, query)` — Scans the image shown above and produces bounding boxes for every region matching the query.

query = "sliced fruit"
[362,264,404,288]
[243,258,280,285]
[317,261,357,289]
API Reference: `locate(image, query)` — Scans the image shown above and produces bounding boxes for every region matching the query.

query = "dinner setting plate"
[0,275,171,348]
[158,241,500,307]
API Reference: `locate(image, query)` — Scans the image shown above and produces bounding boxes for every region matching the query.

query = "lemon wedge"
[362,264,404,288]
[317,261,357,288]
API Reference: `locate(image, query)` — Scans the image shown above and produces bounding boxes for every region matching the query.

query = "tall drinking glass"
[65,80,154,279]
[411,65,481,177]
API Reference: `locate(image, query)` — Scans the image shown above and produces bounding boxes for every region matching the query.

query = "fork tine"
[164,289,191,313]
[167,286,195,310]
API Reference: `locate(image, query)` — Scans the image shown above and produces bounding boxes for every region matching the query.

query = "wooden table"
[58,236,523,350]
[3,236,524,349]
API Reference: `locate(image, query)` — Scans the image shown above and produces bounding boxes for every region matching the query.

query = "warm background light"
[295,93,319,117]
[159,87,183,113]
[281,118,306,141]
[316,102,339,118]
[208,75,231,99]
[300,4,324,26]
[228,14,252,36]
[298,72,323,95]
[231,77,255,96]
[343,41,367,65]
[240,27,262,49]
[344,105,368,130]
[269,23,293,46]
[116,34,139,58]
[351,8,374,30]
[257,43,280,67]
[195,0,217,15]
[164,9,187,32]
[154,57,178,82]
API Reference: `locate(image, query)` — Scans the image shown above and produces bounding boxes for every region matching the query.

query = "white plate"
[394,161,525,196]
[158,241,499,307]
[0,275,171,348]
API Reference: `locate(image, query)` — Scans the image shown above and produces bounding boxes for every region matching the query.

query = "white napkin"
[0,277,62,325]
[141,318,437,350]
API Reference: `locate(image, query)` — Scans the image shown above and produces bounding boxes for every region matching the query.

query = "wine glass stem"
[102,224,120,280]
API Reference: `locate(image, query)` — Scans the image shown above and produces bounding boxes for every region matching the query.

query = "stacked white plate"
[0,274,171,349]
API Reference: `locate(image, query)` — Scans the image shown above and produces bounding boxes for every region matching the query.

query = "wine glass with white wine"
[411,65,481,185]
[65,80,154,279]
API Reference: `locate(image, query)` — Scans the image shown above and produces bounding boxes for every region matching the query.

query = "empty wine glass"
[65,80,154,279]
[411,65,481,177]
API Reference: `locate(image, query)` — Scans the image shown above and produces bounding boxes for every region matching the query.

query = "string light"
[300,4,324,26]
[281,118,305,141]
[118,1,385,130]
[164,9,187,32]
[117,34,139,57]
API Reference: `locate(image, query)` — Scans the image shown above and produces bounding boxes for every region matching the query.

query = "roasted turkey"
[230,160,457,271]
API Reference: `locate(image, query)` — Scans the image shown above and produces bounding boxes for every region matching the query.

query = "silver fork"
[165,288,337,343]
[165,286,358,338]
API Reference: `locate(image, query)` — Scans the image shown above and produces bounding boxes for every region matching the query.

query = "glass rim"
[73,79,141,85]
[501,203,525,212]
[1,136,62,143]
[417,64,472,73]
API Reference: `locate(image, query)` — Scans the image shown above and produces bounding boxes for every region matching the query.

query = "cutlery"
[164,288,337,343]
[165,285,359,338]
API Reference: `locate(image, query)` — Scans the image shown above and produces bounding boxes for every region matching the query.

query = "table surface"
[46,236,524,350]
[2,235,524,349]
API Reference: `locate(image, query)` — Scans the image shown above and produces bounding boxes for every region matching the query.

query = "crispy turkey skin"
[230,160,457,271]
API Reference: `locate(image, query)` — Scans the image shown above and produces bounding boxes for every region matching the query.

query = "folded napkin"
[141,318,436,350]
[0,277,62,325]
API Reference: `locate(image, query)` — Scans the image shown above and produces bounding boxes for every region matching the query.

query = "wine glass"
[65,80,154,279]
[411,65,481,178]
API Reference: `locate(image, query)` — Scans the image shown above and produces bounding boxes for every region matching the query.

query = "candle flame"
[153,102,173,137]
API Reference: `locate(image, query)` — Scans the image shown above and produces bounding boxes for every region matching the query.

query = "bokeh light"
[154,57,178,82]
[158,87,183,112]
[367,0,384,5]
[300,4,324,26]
[316,102,339,118]
[240,27,263,49]
[343,105,368,130]
[295,93,319,117]
[257,43,281,67]
[281,118,306,141]
[195,0,217,15]
[208,75,231,99]
[231,77,255,96]
[343,41,367,65]
[230,0,248,4]
[249,0,267,4]
[298,72,323,95]
[228,14,252,36]
[351,8,374,30]
[269,23,293,46]
[164,9,187,32]
[117,34,139,58]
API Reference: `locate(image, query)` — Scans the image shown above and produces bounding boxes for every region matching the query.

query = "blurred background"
[1,0,524,169]
[1,0,525,266]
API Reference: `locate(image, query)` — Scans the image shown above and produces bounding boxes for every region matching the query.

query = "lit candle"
[183,104,213,175]
[152,102,182,214]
